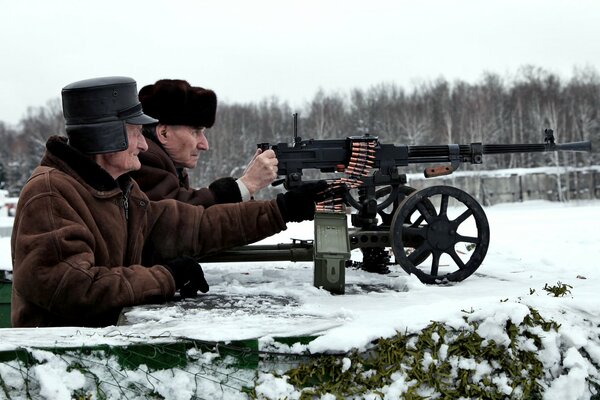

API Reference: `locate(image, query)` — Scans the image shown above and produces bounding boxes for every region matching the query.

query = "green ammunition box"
[313,212,350,294]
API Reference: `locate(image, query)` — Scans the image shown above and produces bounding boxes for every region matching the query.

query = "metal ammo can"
[313,211,350,294]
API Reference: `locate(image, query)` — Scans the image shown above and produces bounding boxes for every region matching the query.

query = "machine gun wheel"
[390,186,490,284]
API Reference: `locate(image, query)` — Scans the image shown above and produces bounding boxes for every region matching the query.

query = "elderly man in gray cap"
[10,76,326,328]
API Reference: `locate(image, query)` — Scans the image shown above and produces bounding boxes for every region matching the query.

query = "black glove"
[164,256,209,298]
[276,180,329,223]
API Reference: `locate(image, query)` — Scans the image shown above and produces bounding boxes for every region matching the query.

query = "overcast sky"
[1,0,598,126]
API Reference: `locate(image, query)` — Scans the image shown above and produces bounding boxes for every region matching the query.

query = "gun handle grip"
[424,166,454,178]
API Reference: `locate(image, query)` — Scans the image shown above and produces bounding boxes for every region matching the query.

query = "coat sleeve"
[11,189,176,324]
[144,198,287,262]
[133,148,242,206]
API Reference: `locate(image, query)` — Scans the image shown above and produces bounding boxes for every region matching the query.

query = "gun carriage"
[202,114,591,291]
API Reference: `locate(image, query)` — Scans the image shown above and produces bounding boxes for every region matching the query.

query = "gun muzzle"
[554,141,592,152]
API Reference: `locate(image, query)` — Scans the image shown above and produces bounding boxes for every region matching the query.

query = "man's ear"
[156,124,169,145]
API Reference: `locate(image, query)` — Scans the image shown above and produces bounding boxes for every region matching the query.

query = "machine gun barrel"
[406,140,592,164]
[482,141,591,154]
[264,127,592,183]
[480,144,548,154]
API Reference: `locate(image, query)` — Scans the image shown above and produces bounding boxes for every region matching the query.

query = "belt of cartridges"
[316,138,376,213]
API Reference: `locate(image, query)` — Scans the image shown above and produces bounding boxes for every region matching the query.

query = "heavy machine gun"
[202,114,591,292]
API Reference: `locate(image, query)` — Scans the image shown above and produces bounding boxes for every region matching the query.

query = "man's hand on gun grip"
[239,149,279,196]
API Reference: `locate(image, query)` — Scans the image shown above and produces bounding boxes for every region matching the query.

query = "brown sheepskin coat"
[10,136,286,328]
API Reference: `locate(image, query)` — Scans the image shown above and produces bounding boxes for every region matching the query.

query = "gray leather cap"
[62,76,157,154]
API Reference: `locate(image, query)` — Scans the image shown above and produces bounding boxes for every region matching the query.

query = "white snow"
[0,199,599,399]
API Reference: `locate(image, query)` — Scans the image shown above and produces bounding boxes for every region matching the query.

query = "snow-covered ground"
[0,199,599,399]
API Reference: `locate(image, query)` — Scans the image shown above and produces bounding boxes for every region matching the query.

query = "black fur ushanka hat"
[138,79,217,128]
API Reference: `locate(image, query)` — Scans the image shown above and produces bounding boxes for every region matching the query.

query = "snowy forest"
[1,66,599,197]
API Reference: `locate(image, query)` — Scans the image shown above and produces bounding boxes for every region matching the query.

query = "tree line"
[1,66,598,198]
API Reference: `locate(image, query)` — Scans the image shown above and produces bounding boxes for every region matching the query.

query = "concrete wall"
[406,167,600,206]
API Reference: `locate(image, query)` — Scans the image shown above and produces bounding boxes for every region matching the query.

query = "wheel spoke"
[447,248,467,270]
[412,214,426,227]
[416,201,435,223]
[429,252,441,276]
[408,245,430,264]
[456,234,479,244]
[440,194,449,217]
[453,209,473,225]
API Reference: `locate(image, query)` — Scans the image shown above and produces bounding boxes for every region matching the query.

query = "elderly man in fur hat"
[10,76,326,328]
[131,79,277,206]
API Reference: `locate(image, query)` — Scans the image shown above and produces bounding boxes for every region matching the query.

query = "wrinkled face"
[156,124,208,169]
[94,124,148,179]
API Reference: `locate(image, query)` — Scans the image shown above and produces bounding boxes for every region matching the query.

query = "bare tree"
[305,89,348,139]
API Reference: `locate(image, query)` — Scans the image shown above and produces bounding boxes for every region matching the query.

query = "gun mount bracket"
[348,229,391,249]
